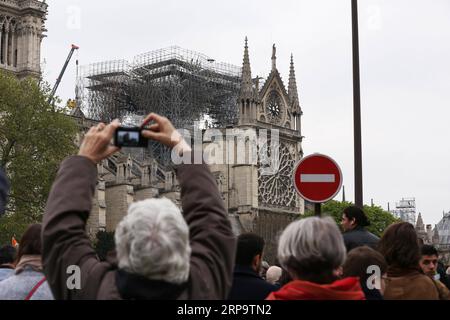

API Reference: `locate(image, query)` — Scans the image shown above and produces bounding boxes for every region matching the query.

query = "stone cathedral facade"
[0,0,47,78]
[216,39,305,260]
[76,39,305,262]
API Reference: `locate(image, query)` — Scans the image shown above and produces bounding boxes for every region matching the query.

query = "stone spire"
[288,54,299,106]
[416,212,425,231]
[238,37,259,125]
[271,44,277,71]
[240,37,253,97]
[433,225,440,245]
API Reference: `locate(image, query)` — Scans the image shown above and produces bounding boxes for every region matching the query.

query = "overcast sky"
[41,0,450,226]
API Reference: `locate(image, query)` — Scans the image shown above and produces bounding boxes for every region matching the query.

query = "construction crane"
[48,44,79,104]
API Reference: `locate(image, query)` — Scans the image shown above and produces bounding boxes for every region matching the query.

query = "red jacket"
[266,277,366,300]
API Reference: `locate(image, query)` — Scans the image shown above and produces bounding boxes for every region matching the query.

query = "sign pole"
[315,203,321,217]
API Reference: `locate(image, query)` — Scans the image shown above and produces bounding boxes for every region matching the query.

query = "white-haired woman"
[42,113,236,300]
[267,216,365,300]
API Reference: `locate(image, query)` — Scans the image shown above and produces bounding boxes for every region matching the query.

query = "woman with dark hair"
[378,222,439,300]
[0,224,54,300]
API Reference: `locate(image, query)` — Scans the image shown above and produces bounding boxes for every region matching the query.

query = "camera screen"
[117,130,140,147]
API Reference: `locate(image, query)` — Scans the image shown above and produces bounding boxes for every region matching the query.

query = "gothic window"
[258,141,297,208]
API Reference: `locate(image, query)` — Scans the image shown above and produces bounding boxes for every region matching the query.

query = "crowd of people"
[0,113,449,300]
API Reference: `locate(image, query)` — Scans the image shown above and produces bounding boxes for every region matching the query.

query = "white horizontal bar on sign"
[300,174,335,183]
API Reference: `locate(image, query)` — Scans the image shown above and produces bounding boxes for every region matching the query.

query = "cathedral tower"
[229,38,305,262]
[0,0,47,78]
[238,37,260,125]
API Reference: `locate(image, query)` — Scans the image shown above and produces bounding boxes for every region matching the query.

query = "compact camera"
[114,127,148,148]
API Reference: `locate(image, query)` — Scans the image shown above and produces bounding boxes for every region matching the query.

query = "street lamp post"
[352,0,363,208]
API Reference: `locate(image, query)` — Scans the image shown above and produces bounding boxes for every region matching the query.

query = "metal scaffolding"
[391,197,416,225]
[78,46,242,128]
[77,46,242,165]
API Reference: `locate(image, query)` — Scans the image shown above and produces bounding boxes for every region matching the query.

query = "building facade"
[435,212,450,249]
[415,212,439,245]
[0,0,47,77]
[435,212,450,264]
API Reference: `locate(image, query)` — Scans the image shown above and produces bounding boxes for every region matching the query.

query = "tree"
[303,200,399,238]
[0,71,78,245]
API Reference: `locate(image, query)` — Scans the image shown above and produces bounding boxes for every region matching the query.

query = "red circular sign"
[293,154,343,203]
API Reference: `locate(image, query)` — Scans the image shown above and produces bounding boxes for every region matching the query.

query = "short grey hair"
[266,266,282,285]
[277,216,346,278]
[115,198,191,284]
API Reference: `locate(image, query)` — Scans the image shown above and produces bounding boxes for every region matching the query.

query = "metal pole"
[315,203,321,217]
[352,0,363,208]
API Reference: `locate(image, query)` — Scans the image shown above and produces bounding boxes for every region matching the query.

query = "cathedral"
[0,0,47,78]
[74,40,305,263]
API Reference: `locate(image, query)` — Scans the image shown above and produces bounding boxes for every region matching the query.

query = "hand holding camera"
[140,113,181,148]
[78,113,191,164]
[140,113,191,155]
[78,120,121,164]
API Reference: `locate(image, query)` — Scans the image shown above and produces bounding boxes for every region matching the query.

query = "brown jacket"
[42,155,236,300]
[383,269,440,300]
[434,278,450,300]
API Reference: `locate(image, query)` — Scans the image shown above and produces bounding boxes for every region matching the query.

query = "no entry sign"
[293,154,343,203]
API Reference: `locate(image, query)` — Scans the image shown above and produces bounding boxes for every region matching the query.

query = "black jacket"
[437,262,450,291]
[361,280,383,300]
[228,265,278,300]
[343,226,379,252]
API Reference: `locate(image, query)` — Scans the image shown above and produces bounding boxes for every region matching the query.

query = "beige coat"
[384,269,439,300]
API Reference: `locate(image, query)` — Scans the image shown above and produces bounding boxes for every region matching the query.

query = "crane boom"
[48,44,79,104]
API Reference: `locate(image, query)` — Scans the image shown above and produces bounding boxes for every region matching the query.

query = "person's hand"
[78,120,121,164]
[141,113,191,155]
[141,113,180,147]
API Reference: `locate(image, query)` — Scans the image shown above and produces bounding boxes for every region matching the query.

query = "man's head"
[0,245,17,266]
[115,198,191,285]
[420,245,439,277]
[235,233,265,273]
[341,206,370,232]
